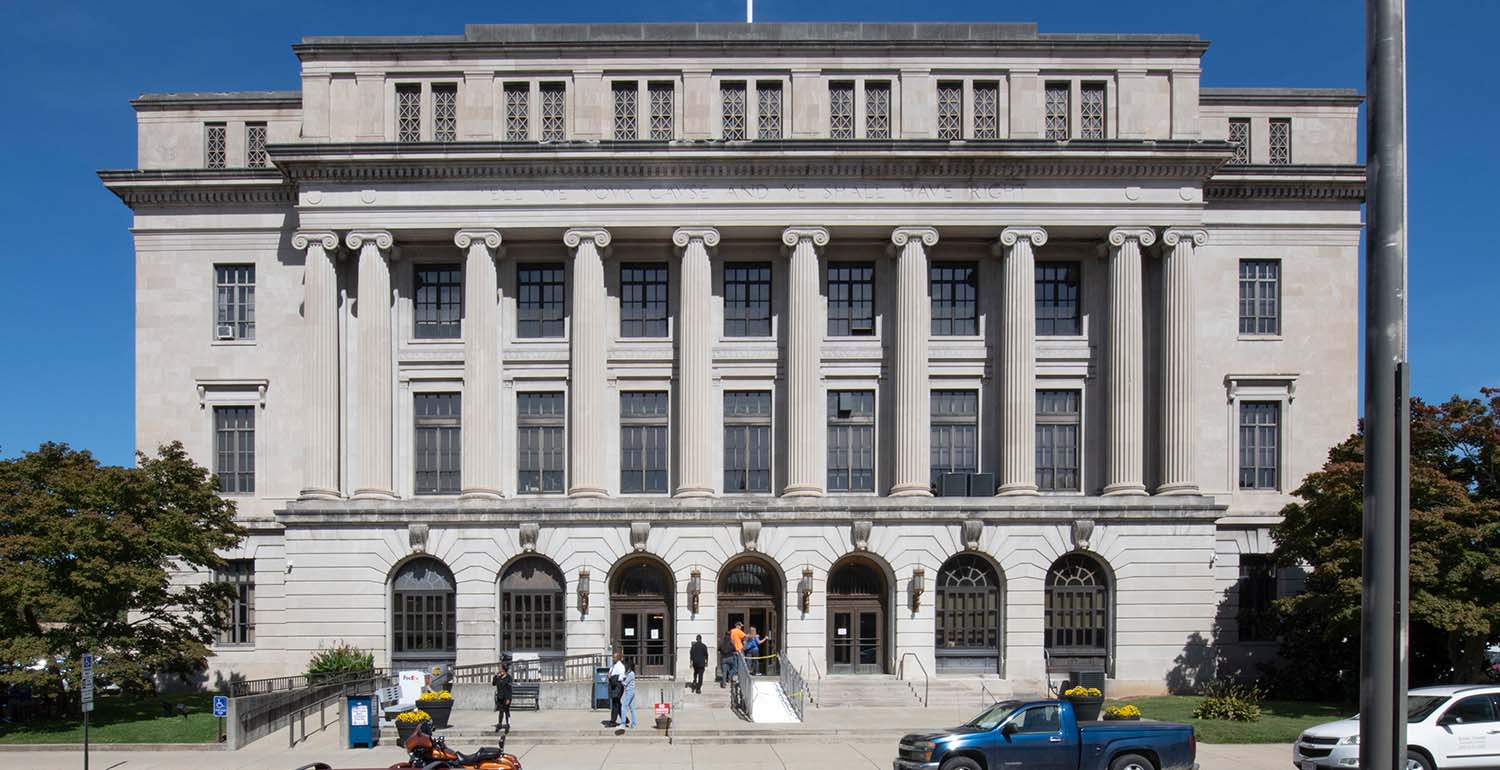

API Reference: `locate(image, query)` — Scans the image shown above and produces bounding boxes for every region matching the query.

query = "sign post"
[81,653,95,770]
[212,695,229,743]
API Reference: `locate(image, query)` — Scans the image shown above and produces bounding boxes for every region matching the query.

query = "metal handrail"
[897,653,930,708]
[979,681,999,708]
[732,652,755,719]
[778,655,808,721]
[286,690,337,747]
[453,652,608,684]
[804,651,823,708]
[230,668,382,698]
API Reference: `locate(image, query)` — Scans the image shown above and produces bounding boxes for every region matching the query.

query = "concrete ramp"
[749,680,800,723]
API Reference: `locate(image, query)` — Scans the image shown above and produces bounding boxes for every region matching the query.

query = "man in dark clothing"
[606,650,625,727]
[491,663,513,732]
[689,634,709,693]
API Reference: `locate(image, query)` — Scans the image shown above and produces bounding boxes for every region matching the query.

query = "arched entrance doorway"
[826,556,888,674]
[1044,552,1112,677]
[391,557,457,673]
[499,556,566,657]
[611,557,674,677]
[717,558,782,675]
[935,554,1004,674]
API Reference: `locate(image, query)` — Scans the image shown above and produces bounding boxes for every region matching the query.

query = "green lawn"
[0,693,222,745]
[1113,696,1353,744]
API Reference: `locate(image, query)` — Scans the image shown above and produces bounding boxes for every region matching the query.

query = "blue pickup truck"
[894,698,1197,770]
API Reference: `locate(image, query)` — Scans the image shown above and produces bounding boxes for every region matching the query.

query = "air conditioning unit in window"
[216,325,236,340]
[938,473,969,497]
[850,320,875,336]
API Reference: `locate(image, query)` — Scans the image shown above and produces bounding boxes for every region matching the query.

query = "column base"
[889,483,934,497]
[298,487,342,501]
[1154,482,1201,496]
[351,488,398,501]
[1101,483,1148,497]
[673,486,715,499]
[459,487,504,501]
[995,483,1040,496]
[568,486,609,499]
[782,485,825,498]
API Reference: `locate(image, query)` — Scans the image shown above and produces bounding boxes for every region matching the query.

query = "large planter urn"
[1065,695,1104,722]
[421,701,453,728]
[395,720,421,744]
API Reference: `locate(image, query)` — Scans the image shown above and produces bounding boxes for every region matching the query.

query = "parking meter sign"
[212,696,228,718]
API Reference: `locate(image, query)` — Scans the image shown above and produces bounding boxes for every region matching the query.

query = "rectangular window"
[414,264,462,340]
[830,81,855,139]
[1228,118,1251,165]
[1080,83,1106,139]
[620,262,669,338]
[432,83,457,142]
[937,81,963,140]
[1044,82,1070,140]
[721,81,747,141]
[1237,555,1277,642]
[757,81,783,139]
[540,82,566,141]
[620,391,669,494]
[930,390,978,484]
[826,262,875,337]
[414,393,461,495]
[723,263,772,337]
[1239,401,1280,490]
[1269,118,1291,165]
[1036,390,1081,491]
[1238,259,1281,335]
[612,82,638,140]
[397,84,421,142]
[723,391,772,494]
[215,559,255,645]
[245,123,268,168]
[929,262,978,336]
[215,264,255,341]
[865,81,891,139]
[505,83,530,140]
[827,390,875,492]
[648,82,674,140]
[1035,262,1081,336]
[517,264,565,339]
[205,123,226,168]
[974,81,1000,139]
[214,405,255,494]
[518,392,565,494]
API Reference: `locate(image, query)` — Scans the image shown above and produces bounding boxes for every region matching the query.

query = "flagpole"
[747,0,754,23]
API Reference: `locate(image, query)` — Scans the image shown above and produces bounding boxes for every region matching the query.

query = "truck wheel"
[940,757,982,770]
[1109,753,1156,770]
[1406,749,1434,770]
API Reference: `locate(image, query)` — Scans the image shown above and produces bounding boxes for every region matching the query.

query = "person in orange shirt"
[722,621,747,686]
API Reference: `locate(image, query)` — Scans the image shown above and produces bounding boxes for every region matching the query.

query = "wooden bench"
[511,683,541,711]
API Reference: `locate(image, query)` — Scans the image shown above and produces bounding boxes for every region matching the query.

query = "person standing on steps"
[492,662,513,733]
[743,626,771,676]
[689,634,709,694]
[606,650,626,727]
[620,661,638,730]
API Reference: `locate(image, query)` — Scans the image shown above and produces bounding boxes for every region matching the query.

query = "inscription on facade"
[476,181,1025,206]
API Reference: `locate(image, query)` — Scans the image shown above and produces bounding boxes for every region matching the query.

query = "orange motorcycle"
[403,720,521,770]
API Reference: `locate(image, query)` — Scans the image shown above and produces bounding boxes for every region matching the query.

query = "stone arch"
[608,553,676,677]
[826,552,893,674]
[716,554,786,674]
[389,555,458,672]
[934,552,1007,675]
[1044,550,1116,678]
[497,555,567,657]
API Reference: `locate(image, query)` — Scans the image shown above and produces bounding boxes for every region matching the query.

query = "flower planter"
[395,721,420,744]
[421,701,453,728]
[1066,695,1105,722]
[1103,715,1141,721]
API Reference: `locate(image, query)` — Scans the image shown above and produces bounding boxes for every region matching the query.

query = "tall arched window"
[935,554,1003,674]
[500,557,566,654]
[392,557,457,667]
[1044,553,1110,663]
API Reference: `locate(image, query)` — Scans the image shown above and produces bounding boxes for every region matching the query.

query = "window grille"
[215,560,255,645]
[1239,401,1280,490]
[723,263,772,337]
[1236,555,1277,642]
[826,262,875,336]
[1269,118,1291,164]
[865,81,891,139]
[414,393,461,495]
[619,262,669,338]
[392,559,457,655]
[516,264,565,338]
[245,123,268,168]
[1228,118,1251,164]
[214,405,255,494]
[830,82,855,139]
[397,84,421,142]
[613,82,638,140]
[973,82,999,139]
[721,82,747,141]
[1036,390,1081,491]
[1045,554,1108,654]
[506,83,530,140]
[937,82,963,140]
[935,555,1001,652]
[929,262,978,336]
[1238,259,1281,335]
[1080,83,1105,139]
[648,82,674,140]
[1035,262,1082,336]
[620,391,669,494]
[723,391,772,493]
[205,123,227,168]
[414,264,462,339]
[930,390,978,484]
[756,81,782,139]
[215,264,255,341]
[500,558,566,652]
[432,84,457,142]
[517,392,565,494]
[540,83,566,141]
[827,390,876,492]
[1044,83,1070,140]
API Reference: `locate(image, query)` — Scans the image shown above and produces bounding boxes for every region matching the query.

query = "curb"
[0,743,228,752]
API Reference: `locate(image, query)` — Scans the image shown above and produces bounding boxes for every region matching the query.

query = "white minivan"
[1293,685,1500,770]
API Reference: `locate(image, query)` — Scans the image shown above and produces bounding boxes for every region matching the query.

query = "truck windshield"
[965,700,1023,730]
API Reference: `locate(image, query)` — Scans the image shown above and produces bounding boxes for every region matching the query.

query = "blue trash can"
[347,694,377,748]
[592,666,610,710]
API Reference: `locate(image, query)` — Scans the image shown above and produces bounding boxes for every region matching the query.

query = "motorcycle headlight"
[1339,735,1360,745]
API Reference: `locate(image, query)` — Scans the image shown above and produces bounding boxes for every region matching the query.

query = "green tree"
[1267,389,1500,699]
[0,442,245,697]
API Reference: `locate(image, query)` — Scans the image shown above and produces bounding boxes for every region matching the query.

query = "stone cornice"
[98,169,293,210]
[1205,164,1366,202]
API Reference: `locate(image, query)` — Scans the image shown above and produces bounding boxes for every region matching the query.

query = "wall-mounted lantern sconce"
[911,566,926,611]
[577,566,591,615]
[798,566,814,613]
[688,568,702,614]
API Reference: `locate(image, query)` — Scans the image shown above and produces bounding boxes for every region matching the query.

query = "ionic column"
[997,226,1048,496]
[347,230,397,500]
[890,227,939,497]
[565,228,610,498]
[293,231,342,500]
[672,227,720,498]
[1103,227,1156,496]
[781,227,830,497]
[456,229,504,500]
[1158,228,1208,495]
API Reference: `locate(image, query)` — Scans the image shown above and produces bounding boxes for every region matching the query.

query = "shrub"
[1192,680,1264,722]
[304,641,375,678]
[394,709,431,724]
[1063,686,1103,698]
[1104,704,1142,719]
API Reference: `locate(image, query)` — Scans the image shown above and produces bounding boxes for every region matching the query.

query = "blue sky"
[0,0,1493,466]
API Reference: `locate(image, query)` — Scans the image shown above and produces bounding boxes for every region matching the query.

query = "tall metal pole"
[1361,1,1409,769]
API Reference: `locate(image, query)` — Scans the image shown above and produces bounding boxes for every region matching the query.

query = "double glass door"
[614,605,670,676]
[828,603,884,674]
[720,603,779,675]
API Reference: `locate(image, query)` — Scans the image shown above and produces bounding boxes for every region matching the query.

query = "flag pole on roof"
[747,0,754,23]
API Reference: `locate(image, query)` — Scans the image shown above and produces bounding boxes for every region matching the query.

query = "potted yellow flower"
[417,690,454,728]
[1062,686,1104,721]
[1104,704,1142,721]
[394,709,431,743]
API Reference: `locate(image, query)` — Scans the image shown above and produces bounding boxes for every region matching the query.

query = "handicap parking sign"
[212,695,228,718]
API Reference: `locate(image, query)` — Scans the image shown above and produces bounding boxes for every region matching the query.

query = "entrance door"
[613,605,670,676]
[719,603,778,674]
[828,603,883,674]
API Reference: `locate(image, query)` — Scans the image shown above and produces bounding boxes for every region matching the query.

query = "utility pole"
[1361,1,1409,770]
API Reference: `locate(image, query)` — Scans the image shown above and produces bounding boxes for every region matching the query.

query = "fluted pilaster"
[347,230,397,500]
[1103,227,1155,496]
[781,227,830,497]
[890,226,938,496]
[1158,227,1208,495]
[672,227,720,497]
[997,226,1048,495]
[565,228,610,498]
[294,231,342,500]
[457,229,504,500]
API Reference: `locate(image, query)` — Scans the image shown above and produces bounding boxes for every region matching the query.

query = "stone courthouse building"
[101,22,1363,695]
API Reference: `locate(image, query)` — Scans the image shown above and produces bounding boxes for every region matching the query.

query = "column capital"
[671,227,721,249]
[292,231,339,251]
[454,229,503,250]
[997,226,1049,250]
[1108,227,1157,248]
[781,226,830,249]
[891,226,939,249]
[563,228,611,250]
[1161,227,1209,248]
[345,230,394,251]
